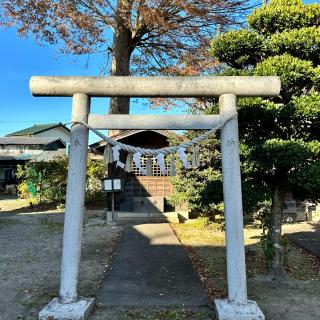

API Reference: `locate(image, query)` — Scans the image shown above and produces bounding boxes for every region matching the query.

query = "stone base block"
[214,299,265,320]
[39,297,95,320]
[106,210,115,222]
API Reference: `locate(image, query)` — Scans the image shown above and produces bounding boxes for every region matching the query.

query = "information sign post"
[101,178,123,222]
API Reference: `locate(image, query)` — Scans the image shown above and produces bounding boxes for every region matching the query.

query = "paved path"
[283,222,320,257]
[96,223,209,309]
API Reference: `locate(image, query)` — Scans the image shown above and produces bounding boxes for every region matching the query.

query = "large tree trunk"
[108,0,133,137]
[270,186,286,276]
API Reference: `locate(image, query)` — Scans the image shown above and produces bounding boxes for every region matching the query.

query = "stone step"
[115,211,180,224]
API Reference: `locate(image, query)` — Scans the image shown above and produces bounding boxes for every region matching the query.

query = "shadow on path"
[95,223,210,310]
[284,222,320,257]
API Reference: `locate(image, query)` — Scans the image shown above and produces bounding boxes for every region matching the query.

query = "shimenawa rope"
[71,113,237,156]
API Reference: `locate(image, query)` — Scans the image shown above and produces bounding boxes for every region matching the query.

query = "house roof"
[30,149,66,162]
[89,129,183,150]
[0,137,65,146]
[5,123,70,137]
[0,154,34,161]
[0,149,66,162]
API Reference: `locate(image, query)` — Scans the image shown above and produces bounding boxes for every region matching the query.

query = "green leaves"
[85,158,107,206]
[17,157,107,206]
[17,157,68,203]
[248,2,320,35]
[255,54,315,102]
[168,133,223,216]
[175,0,320,223]
[281,93,320,139]
[313,66,320,90]
[256,139,316,170]
[290,161,320,201]
[237,97,280,143]
[169,166,223,215]
[210,19,320,71]
[208,0,320,271]
[240,139,318,193]
[267,27,320,65]
[210,29,265,69]
[290,93,320,119]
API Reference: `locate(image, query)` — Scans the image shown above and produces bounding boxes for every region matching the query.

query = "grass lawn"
[0,194,62,213]
[171,218,320,320]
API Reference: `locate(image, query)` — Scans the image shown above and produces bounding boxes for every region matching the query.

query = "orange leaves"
[1,0,109,55]
[1,0,251,74]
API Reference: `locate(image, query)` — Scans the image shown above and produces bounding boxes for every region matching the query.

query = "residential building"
[0,123,70,192]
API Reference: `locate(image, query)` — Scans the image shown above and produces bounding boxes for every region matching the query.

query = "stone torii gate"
[30,76,280,320]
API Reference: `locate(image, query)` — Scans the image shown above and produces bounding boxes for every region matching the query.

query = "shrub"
[17,156,107,208]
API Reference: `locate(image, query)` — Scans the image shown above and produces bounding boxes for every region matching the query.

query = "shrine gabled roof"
[111,129,181,141]
[89,129,183,150]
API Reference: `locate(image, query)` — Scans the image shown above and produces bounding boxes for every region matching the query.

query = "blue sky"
[0,27,182,144]
[0,0,318,144]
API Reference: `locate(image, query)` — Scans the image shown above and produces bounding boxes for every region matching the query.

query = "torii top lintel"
[30,76,281,98]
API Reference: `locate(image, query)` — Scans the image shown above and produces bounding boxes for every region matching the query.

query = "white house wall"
[35,127,70,144]
[0,145,43,155]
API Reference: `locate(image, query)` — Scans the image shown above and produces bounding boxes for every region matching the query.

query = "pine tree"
[209,0,320,275]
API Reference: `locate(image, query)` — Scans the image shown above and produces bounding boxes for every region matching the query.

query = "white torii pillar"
[217,94,264,320]
[31,76,280,320]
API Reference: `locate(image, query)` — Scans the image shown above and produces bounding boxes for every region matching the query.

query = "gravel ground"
[0,206,121,320]
[249,275,320,320]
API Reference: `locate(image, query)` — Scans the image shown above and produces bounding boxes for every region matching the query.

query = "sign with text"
[101,178,123,192]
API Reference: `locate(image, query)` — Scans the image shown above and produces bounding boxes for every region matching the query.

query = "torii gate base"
[215,299,264,320]
[39,297,94,320]
[31,76,280,320]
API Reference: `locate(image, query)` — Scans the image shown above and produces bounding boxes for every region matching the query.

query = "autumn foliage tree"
[0,0,252,120]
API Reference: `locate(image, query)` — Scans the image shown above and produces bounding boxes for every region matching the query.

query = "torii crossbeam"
[30,76,280,320]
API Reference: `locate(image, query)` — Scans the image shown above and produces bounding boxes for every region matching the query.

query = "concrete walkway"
[283,222,320,257]
[96,223,209,309]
